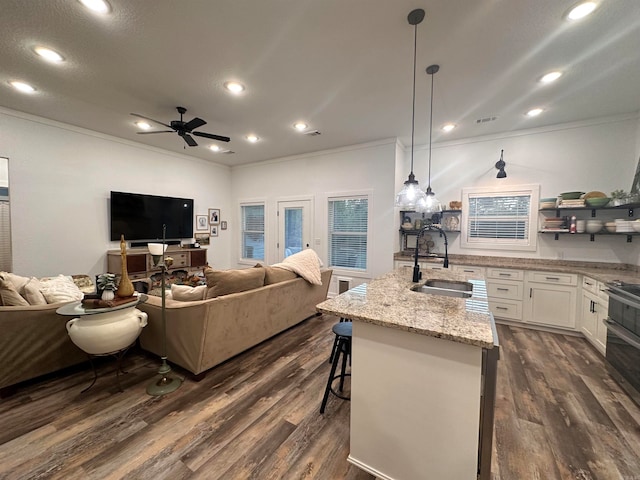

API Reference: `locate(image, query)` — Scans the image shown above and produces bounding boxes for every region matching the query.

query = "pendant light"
[395,9,428,211]
[495,149,507,178]
[422,64,443,214]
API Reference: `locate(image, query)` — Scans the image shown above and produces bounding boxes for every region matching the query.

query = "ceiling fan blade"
[192,131,231,142]
[183,134,198,147]
[130,113,172,129]
[184,117,206,131]
[137,130,174,134]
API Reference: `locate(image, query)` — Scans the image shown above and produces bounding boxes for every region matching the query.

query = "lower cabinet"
[486,268,524,322]
[580,277,608,354]
[524,271,578,330]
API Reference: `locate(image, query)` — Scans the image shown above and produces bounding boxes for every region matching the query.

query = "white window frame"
[239,201,266,264]
[327,194,369,272]
[461,184,539,252]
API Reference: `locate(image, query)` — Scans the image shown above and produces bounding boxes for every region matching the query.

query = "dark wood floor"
[0,317,639,479]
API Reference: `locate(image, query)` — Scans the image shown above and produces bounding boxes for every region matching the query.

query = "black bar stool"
[320,321,352,414]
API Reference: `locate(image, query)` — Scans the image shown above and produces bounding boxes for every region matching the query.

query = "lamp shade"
[396,174,428,210]
[148,243,167,255]
[421,188,443,214]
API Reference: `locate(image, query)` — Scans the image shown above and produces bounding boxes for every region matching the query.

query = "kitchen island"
[316,268,498,480]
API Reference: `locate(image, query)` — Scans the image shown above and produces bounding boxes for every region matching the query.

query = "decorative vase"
[66,308,148,355]
[117,234,135,298]
[101,289,115,301]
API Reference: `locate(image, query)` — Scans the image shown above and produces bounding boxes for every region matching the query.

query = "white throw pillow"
[22,277,47,305]
[170,284,207,301]
[40,275,84,304]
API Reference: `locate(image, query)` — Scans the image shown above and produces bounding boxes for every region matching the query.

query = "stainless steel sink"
[411,280,473,298]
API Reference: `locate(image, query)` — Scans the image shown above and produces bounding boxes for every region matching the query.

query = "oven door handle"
[606,290,640,310]
[604,318,640,350]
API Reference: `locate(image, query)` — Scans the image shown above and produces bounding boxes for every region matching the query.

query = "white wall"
[397,113,640,264]
[230,139,397,294]
[0,107,232,278]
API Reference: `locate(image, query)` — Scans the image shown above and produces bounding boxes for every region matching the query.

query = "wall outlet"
[314,238,321,246]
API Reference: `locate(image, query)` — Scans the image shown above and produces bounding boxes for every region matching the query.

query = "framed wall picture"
[208,208,220,225]
[195,233,210,245]
[196,215,208,231]
[220,220,227,230]
[210,225,218,237]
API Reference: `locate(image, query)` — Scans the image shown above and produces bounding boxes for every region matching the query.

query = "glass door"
[277,200,311,262]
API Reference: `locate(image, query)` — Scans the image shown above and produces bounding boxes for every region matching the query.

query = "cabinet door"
[525,282,577,329]
[594,300,608,354]
[191,249,207,267]
[580,291,598,340]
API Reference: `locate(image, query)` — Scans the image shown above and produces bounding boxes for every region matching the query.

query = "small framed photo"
[195,233,210,245]
[209,208,220,225]
[196,215,209,231]
[210,225,218,237]
[221,221,227,230]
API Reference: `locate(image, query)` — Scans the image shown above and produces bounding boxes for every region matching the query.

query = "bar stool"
[320,321,352,414]
[329,317,352,364]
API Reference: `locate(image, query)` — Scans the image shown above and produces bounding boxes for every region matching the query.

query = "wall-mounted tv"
[110,191,194,241]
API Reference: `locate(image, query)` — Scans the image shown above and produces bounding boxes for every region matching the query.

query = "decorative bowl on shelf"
[585,220,603,234]
[585,197,610,208]
[605,222,617,233]
[560,191,585,200]
[584,191,607,199]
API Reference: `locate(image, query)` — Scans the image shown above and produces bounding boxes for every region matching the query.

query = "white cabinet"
[580,276,608,354]
[524,271,578,329]
[486,268,525,322]
[451,265,485,278]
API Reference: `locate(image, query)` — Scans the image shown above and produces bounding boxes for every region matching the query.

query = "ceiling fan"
[130,106,231,147]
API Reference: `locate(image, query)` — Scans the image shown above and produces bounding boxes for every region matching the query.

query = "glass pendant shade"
[396,173,428,209]
[421,186,442,213]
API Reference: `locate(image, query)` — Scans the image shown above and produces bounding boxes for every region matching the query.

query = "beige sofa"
[0,275,94,396]
[139,269,332,376]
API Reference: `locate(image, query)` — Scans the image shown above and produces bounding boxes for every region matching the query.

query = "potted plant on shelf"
[610,189,628,207]
[97,273,117,301]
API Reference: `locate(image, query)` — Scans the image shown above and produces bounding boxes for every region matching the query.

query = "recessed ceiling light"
[209,145,222,152]
[9,81,36,93]
[224,81,245,94]
[34,46,64,63]
[567,2,597,20]
[78,0,110,14]
[135,121,151,130]
[442,123,456,132]
[540,71,562,84]
[293,122,308,131]
[526,108,544,117]
[246,134,259,143]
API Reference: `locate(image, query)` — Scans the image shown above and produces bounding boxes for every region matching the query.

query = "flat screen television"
[110,191,194,241]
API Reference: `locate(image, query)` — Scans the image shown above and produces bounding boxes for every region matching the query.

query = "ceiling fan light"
[246,134,259,143]
[34,46,64,63]
[135,121,151,130]
[9,81,36,93]
[209,145,221,152]
[78,0,110,14]
[293,122,308,131]
[224,81,245,93]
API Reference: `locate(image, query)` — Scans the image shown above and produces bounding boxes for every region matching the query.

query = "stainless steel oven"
[604,283,640,406]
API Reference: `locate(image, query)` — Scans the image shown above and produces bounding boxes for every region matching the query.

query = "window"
[328,196,368,270]
[241,204,265,261]
[461,184,539,251]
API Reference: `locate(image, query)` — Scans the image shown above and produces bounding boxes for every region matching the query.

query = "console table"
[107,246,207,279]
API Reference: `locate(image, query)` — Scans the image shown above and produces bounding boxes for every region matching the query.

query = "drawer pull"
[546,276,560,281]
[495,306,508,310]
[496,287,509,292]
[585,281,593,286]
[463,269,474,273]
[498,273,511,277]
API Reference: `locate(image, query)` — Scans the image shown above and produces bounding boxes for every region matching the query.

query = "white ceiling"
[2,0,639,167]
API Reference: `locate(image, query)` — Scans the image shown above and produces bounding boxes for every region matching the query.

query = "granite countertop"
[394,253,640,285]
[316,269,496,349]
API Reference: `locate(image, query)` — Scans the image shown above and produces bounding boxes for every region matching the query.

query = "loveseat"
[0,274,95,395]
[138,266,332,377]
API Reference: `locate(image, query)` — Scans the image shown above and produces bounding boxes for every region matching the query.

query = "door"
[277,200,311,262]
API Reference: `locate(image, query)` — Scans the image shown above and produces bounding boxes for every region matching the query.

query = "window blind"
[241,204,264,260]
[328,197,368,270]
[467,194,530,241]
[0,201,12,271]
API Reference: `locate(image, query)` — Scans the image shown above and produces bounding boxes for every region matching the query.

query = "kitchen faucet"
[413,221,449,282]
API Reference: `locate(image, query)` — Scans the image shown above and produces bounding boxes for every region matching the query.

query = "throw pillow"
[3,272,31,293]
[204,266,266,299]
[0,274,30,306]
[22,277,47,305]
[254,263,298,285]
[40,275,84,304]
[170,284,207,301]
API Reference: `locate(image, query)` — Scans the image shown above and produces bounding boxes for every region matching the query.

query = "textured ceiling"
[2,0,639,166]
